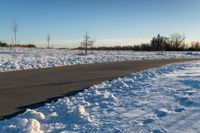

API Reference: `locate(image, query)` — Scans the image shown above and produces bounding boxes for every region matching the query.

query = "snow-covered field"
[1,60,200,133]
[0,47,200,72]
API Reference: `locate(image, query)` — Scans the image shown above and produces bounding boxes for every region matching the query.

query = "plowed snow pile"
[1,60,200,133]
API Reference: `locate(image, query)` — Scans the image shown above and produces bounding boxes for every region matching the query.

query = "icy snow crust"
[1,60,200,133]
[0,47,200,72]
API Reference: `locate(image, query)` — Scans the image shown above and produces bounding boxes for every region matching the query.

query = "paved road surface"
[0,58,199,120]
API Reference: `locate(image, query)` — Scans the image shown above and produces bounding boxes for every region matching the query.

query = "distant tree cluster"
[188,41,200,51]
[0,41,36,48]
[12,44,36,48]
[147,33,187,51]
[135,33,200,51]
[0,41,9,47]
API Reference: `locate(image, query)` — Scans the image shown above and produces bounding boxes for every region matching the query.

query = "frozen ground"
[0,60,200,133]
[0,47,200,72]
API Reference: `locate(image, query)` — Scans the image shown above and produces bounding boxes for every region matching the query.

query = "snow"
[0,47,200,72]
[1,59,200,133]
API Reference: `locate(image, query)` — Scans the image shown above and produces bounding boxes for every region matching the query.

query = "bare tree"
[90,41,94,54]
[47,34,51,48]
[80,32,95,55]
[190,41,200,51]
[11,21,18,45]
[169,33,185,50]
[11,38,14,45]
[18,38,20,45]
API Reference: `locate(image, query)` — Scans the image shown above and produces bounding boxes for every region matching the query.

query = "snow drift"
[1,60,200,133]
[0,47,200,72]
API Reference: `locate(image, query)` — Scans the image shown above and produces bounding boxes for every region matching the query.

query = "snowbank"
[0,47,200,72]
[1,60,200,132]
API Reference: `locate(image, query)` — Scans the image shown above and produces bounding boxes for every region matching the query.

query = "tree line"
[0,41,36,48]
[1,33,200,51]
[77,33,200,51]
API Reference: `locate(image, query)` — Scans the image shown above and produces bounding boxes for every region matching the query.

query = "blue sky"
[0,0,200,47]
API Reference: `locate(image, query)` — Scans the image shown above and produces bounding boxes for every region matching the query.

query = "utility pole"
[47,34,50,48]
[11,21,18,45]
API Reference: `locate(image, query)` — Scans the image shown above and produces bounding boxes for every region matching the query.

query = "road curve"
[0,58,199,120]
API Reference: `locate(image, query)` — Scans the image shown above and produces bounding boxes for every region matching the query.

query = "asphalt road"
[0,58,199,120]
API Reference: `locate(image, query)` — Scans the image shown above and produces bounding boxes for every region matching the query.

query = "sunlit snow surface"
[0,47,200,72]
[1,59,200,133]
